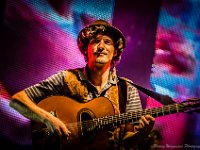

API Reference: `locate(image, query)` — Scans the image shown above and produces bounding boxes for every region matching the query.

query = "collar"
[77,65,118,85]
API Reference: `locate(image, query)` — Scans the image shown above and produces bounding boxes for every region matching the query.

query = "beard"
[94,57,109,68]
[95,59,106,68]
[95,58,107,64]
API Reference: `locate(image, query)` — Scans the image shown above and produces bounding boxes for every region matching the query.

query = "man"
[10,20,155,150]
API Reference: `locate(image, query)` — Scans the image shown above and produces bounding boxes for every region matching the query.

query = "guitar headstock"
[180,97,200,113]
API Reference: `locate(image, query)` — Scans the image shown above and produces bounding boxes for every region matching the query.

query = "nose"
[97,40,105,51]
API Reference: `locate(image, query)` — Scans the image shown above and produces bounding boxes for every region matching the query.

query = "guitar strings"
[65,103,188,131]
[54,101,198,133]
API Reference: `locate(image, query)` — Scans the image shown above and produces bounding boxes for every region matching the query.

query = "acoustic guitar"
[31,96,200,150]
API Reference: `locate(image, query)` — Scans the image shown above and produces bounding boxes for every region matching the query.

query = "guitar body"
[31,96,115,150]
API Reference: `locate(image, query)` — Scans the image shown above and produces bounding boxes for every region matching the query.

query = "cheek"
[87,46,94,57]
[109,47,117,57]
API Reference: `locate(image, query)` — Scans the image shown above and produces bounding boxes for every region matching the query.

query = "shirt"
[25,66,142,113]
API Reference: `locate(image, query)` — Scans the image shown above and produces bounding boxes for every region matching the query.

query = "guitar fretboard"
[82,101,198,131]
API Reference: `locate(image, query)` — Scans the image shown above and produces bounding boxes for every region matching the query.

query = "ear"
[113,50,117,57]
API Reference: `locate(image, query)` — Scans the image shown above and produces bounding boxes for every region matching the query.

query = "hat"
[77,19,126,62]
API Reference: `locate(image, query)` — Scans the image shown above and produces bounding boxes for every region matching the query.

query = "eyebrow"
[94,36,113,40]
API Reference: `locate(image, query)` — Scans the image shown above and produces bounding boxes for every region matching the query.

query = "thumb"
[123,131,138,140]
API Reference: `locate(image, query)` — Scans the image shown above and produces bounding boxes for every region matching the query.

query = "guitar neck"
[92,101,198,130]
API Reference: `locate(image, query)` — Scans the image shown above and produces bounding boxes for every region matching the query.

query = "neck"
[87,64,111,92]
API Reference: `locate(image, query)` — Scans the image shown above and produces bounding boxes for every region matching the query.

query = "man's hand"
[123,114,155,140]
[43,114,71,138]
[109,115,155,149]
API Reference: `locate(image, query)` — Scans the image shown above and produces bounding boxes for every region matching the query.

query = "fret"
[121,113,125,124]
[139,110,142,118]
[122,113,125,124]
[111,116,114,127]
[94,119,98,129]
[130,113,134,122]
[106,116,109,125]
[162,106,164,116]
[150,108,153,117]
[104,116,108,126]
[98,119,100,129]
[119,114,122,125]
[114,115,118,126]
[107,116,111,127]
[156,108,159,117]
[144,109,147,115]
[176,104,179,113]
[148,109,151,115]
[97,118,101,129]
[116,115,119,126]
[109,116,112,125]
[131,113,134,123]
[168,105,171,114]
[126,113,129,123]
[135,110,138,121]
[101,117,104,126]
[127,113,130,122]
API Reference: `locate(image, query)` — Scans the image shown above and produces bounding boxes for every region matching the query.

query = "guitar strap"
[118,77,175,112]
[117,78,127,113]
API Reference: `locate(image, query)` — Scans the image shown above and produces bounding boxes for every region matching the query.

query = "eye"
[104,39,113,45]
[89,38,100,44]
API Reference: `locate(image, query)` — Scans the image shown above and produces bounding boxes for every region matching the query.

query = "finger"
[138,118,145,128]
[46,122,62,137]
[57,121,71,137]
[141,116,149,125]
[145,115,155,126]
[145,114,155,122]
[61,126,71,137]
[55,128,62,137]
[123,131,137,140]
[45,122,55,134]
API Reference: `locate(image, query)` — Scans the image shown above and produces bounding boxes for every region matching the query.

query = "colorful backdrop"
[0,0,200,149]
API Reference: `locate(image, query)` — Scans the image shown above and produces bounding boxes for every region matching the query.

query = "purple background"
[0,0,200,148]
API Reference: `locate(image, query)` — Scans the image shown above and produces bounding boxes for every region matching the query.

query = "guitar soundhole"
[78,109,96,143]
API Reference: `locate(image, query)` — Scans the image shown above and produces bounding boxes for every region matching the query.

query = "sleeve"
[24,70,66,103]
[118,76,142,113]
[122,80,142,113]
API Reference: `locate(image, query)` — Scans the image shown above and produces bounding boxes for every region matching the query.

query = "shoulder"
[65,67,84,77]
[51,68,81,77]
[118,76,133,84]
[64,67,86,81]
[48,70,67,79]
[66,67,84,73]
[118,76,138,90]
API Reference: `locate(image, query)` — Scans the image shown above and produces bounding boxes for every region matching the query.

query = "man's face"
[87,34,116,68]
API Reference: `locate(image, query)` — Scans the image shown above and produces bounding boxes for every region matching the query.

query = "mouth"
[94,52,107,56]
